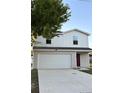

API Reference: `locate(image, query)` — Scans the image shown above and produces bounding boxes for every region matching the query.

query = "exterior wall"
[71,52,77,68]
[33,52,38,69]
[35,31,89,47]
[33,51,77,69]
[80,53,90,68]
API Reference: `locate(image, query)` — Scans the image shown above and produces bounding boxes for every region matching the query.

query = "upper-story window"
[46,39,51,44]
[73,36,78,45]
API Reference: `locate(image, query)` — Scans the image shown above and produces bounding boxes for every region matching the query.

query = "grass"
[31,69,39,93]
[80,68,92,74]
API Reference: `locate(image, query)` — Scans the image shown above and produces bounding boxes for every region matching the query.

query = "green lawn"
[31,69,39,93]
[80,68,92,74]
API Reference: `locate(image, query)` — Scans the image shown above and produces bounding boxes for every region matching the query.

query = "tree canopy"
[31,0,71,42]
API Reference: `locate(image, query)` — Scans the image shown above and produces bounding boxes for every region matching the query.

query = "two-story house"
[33,29,92,69]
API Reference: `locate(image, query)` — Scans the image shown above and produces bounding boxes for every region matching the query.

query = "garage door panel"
[38,54,71,69]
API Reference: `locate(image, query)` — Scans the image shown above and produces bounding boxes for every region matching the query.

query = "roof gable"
[63,29,90,36]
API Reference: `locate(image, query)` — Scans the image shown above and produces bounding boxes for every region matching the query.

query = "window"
[73,36,78,45]
[46,39,51,44]
[73,40,78,45]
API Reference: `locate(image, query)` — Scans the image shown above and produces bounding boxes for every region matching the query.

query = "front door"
[76,54,80,67]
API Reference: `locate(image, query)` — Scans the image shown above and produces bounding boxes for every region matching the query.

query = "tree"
[31,0,71,43]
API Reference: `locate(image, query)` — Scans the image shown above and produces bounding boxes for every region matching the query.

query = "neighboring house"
[33,29,92,69]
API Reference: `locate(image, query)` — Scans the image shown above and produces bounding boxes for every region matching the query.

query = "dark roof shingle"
[33,46,92,50]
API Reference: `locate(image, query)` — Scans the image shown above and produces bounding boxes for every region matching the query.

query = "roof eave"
[63,29,90,36]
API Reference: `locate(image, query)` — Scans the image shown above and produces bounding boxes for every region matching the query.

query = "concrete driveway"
[38,69,92,93]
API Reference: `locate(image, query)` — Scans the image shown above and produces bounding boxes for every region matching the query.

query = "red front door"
[76,54,80,67]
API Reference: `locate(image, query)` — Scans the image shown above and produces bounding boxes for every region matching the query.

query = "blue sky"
[61,0,92,48]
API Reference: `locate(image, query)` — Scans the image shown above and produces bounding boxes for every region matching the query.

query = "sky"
[61,0,92,48]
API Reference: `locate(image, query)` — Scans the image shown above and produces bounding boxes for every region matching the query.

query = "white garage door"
[38,54,71,69]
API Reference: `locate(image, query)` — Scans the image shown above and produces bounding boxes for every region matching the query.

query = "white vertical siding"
[33,52,38,69]
[71,52,77,68]
[80,53,90,68]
